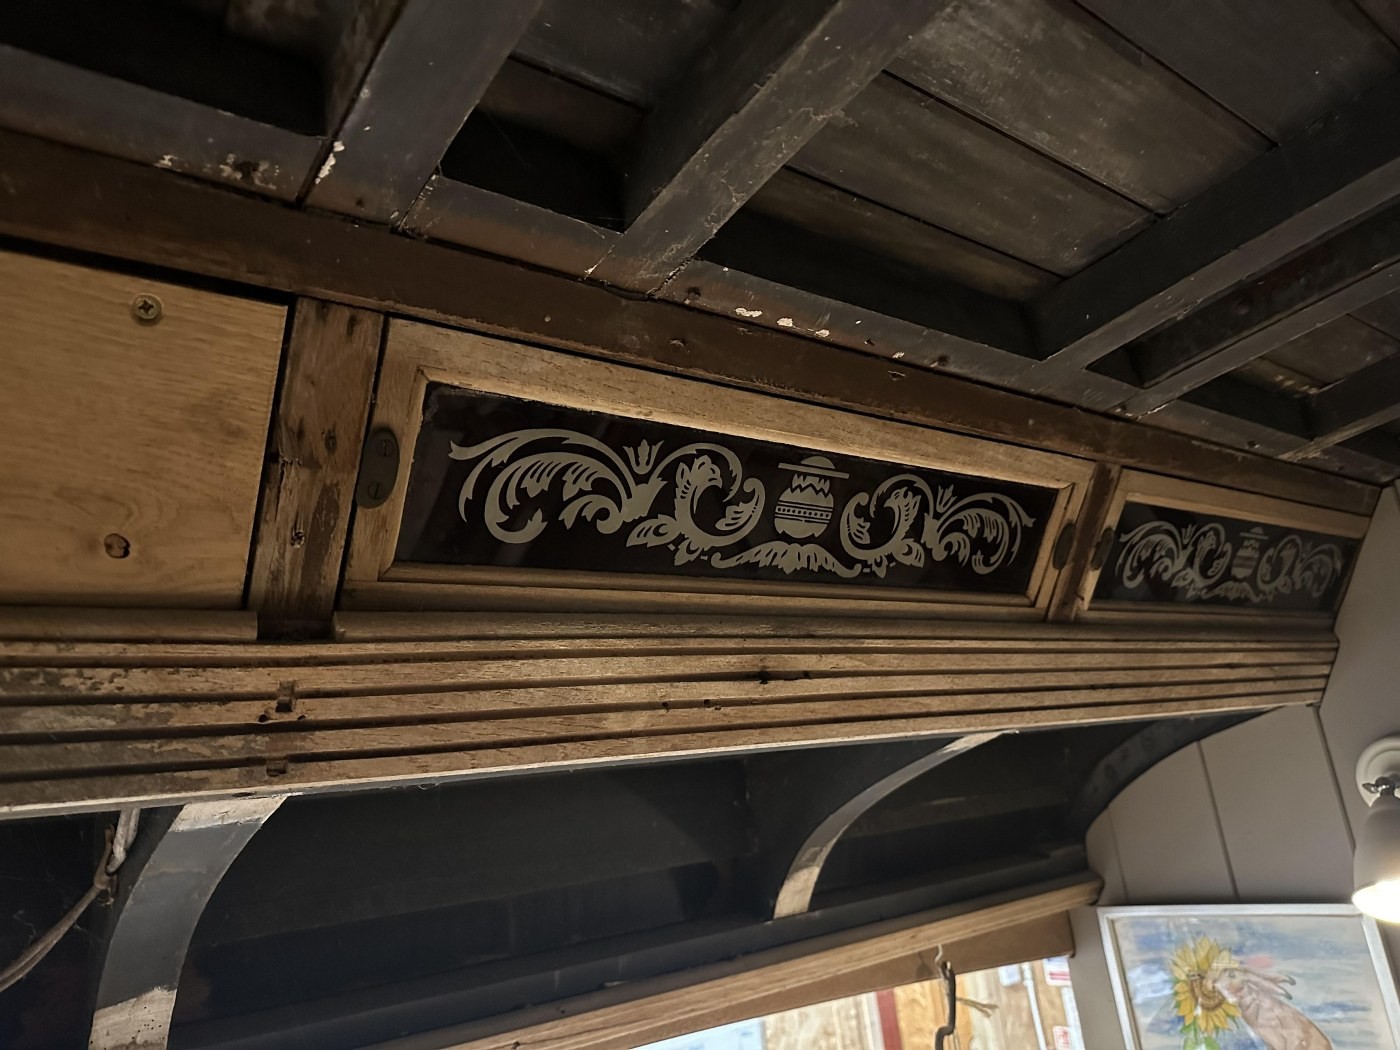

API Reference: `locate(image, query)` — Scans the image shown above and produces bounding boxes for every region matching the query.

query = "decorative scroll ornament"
[1113,520,1345,604]
[449,431,1033,580]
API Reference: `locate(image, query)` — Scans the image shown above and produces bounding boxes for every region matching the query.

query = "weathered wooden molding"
[0,129,1376,515]
[88,797,286,1050]
[0,607,256,643]
[247,300,382,632]
[0,620,1335,817]
[383,875,1100,1050]
[751,734,1000,918]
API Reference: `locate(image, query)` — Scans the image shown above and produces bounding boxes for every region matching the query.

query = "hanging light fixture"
[1354,736,1400,924]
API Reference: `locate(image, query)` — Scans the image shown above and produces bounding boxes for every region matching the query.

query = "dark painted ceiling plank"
[791,73,1150,276]
[748,170,1057,301]
[889,0,1266,213]
[1030,72,1400,373]
[475,58,643,158]
[0,127,1376,513]
[1076,0,1399,141]
[586,0,955,292]
[1354,289,1400,339]
[1118,201,1400,414]
[1289,354,1400,456]
[1356,0,1400,46]
[1267,314,1399,387]
[217,0,404,136]
[304,0,545,224]
[514,0,735,108]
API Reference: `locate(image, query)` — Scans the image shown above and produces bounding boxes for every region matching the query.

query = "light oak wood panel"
[0,250,285,607]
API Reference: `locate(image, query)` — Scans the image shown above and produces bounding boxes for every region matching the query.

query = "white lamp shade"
[1354,792,1400,924]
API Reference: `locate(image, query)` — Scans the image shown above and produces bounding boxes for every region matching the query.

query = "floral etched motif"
[1113,519,1345,605]
[449,428,1034,581]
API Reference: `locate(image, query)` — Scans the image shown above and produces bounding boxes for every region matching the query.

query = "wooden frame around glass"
[343,320,1098,618]
[1079,470,1370,624]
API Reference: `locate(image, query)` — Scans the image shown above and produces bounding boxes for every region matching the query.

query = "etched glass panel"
[395,385,1058,594]
[1093,501,1357,611]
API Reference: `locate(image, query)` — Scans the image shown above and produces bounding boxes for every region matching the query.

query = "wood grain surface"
[0,250,285,607]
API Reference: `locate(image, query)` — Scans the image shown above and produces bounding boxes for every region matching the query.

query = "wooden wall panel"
[0,250,285,607]
[1105,743,1237,903]
[1200,704,1354,900]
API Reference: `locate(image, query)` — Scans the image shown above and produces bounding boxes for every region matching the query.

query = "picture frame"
[1099,904,1400,1050]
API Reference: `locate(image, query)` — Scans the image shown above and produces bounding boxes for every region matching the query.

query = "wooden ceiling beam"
[586,0,953,292]
[1027,73,1400,377]
[0,43,320,202]
[1117,201,1400,415]
[1157,379,1400,484]
[1285,356,1400,459]
[0,128,1376,514]
[304,0,545,224]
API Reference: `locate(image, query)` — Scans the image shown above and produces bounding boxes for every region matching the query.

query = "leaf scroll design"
[449,427,1035,582]
[1112,519,1344,604]
[451,429,764,559]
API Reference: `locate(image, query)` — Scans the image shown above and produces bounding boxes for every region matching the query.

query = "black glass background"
[395,385,1057,595]
[1094,501,1356,611]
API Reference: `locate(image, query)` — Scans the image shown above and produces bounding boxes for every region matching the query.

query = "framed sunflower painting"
[1099,905,1400,1050]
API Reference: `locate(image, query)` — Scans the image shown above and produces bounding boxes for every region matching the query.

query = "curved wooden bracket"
[751,733,1000,920]
[87,797,286,1050]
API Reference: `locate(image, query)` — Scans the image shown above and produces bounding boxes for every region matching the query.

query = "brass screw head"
[131,294,163,325]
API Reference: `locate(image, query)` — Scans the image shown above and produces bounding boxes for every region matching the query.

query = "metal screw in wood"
[130,294,163,325]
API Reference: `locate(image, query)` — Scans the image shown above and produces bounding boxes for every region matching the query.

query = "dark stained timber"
[588,0,955,291]
[0,128,1380,514]
[1288,355,1400,457]
[1119,200,1400,414]
[397,386,1056,594]
[889,0,1266,213]
[305,0,545,223]
[1076,0,1399,141]
[1094,503,1358,613]
[1033,73,1400,371]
